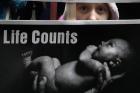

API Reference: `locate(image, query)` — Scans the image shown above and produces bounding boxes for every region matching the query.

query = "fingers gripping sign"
[96,62,111,92]
[97,61,125,91]
[104,62,111,81]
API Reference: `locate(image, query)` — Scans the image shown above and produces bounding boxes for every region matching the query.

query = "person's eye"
[78,6,89,13]
[96,6,106,14]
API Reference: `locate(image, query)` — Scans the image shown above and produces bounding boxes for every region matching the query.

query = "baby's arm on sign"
[79,45,105,77]
[79,45,97,61]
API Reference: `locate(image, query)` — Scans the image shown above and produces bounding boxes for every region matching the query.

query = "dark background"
[117,3,140,19]
[0,24,139,93]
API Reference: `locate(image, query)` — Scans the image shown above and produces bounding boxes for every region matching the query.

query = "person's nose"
[88,10,98,20]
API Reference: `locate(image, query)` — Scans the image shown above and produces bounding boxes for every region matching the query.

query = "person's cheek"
[98,15,106,20]
[102,12,109,20]
[76,12,81,20]
[76,13,87,20]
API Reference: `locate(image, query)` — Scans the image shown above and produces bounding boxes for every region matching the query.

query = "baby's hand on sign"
[79,45,97,61]
[86,45,98,53]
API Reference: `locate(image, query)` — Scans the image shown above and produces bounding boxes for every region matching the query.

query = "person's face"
[76,3,110,20]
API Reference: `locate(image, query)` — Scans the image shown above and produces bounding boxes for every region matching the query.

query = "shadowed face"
[76,3,110,20]
[94,39,130,68]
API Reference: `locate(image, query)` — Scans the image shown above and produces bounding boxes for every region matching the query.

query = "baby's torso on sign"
[55,61,98,92]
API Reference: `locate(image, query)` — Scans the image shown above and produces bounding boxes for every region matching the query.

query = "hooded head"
[59,3,119,20]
